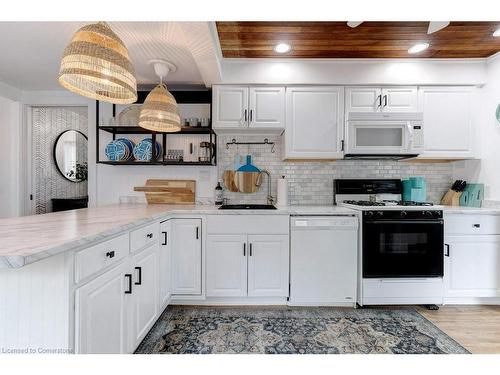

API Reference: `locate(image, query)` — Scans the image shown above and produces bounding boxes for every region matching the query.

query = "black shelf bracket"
[226,138,275,153]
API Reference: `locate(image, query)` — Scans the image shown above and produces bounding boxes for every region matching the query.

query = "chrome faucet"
[259,170,275,205]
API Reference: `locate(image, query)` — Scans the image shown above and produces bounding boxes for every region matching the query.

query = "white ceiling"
[0,22,218,91]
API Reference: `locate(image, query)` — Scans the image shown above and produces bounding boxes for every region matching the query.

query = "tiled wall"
[217,135,453,205]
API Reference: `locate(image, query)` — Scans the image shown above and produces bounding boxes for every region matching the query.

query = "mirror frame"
[53,130,88,183]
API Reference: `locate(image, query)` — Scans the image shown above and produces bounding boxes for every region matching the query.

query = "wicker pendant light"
[58,22,137,104]
[138,60,181,133]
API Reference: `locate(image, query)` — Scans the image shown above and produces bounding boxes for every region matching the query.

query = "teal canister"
[409,177,427,202]
[402,179,412,202]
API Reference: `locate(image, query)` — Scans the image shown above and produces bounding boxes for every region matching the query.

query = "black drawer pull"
[106,251,115,258]
[147,233,153,239]
[243,243,246,256]
[125,274,132,294]
[473,224,481,228]
[444,244,450,257]
[162,231,168,246]
[249,243,253,256]
[196,227,199,240]
[134,266,142,285]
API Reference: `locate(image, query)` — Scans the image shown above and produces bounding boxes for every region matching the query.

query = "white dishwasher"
[290,216,359,307]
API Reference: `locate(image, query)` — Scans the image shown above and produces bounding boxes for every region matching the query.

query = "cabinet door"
[206,234,248,297]
[159,220,172,310]
[247,234,289,297]
[418,87,475,159]
[285,86,344,159]
[130,243,159,350]
[345,87,382,113]
[75,262,129,354]
[381,86,418,112]
[249,86,285,129]
[212,86,249,129]
[444,236,500,299]
[171,219,202,295]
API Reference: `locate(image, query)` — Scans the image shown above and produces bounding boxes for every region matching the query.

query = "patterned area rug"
[135,306,469,354]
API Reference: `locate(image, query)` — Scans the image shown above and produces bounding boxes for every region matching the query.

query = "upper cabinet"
[212,85,285,134]
[345,86,418,114]
[284,86,345,160]
[417,87,476,159]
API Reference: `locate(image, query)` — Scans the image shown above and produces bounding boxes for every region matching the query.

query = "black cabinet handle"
[250,109,253,122]
[147,233,153,239]
[473,224,481,228]
[162,231,168,246]
[377,95,382,107]
[243,243,246,256]
[134,267,142,285]
[106,251,115,258]
[444,244,450,257]
[244,109,247,122]
[383,95,388,107]
[341,140,345,151]
[249,243,253,256]
[196,227,199,239]
[125,274,132,294]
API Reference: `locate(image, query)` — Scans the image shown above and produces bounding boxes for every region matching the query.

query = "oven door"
[346,120,411,155]
[363,219,444,278]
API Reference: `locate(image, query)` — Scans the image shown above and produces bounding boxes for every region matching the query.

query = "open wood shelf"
[96,88,216,166]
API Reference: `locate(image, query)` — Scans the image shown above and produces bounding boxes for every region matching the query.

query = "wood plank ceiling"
[216,22,500,58]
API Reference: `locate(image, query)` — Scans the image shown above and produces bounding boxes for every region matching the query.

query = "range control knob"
[365,211,374,218]
[400,211,408,218]
[376,211,384,217]
[423,210,433,217]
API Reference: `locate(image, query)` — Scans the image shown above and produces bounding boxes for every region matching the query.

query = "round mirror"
[53,130,88,182]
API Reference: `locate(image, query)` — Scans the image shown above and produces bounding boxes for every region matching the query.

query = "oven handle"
[365,220,443,225]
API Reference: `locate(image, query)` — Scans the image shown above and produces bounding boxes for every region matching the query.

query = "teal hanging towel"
[237,155,260,172]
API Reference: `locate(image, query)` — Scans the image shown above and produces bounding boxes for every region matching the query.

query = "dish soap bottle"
[214,181,224,205]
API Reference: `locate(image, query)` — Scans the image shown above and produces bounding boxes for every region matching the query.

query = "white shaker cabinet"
[284,86,345,159]
[75,261,130,354]
[206,234,248,297]
[418,87,475,159]
[159,220,172,309]
[171,218,202,296]
[212,85,285,133]
[129,243,159,350]
[212,86,248,129]
[247,234,289,297]
[345,86,418,114]
[444,213,500,304]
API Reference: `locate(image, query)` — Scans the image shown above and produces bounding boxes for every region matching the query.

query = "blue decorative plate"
[116,138,135,161]
[105,140,127,161]
[133,138,162,161]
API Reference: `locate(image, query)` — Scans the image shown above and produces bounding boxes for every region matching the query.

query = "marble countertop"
[0,204,356,269]
[442,206,500,214]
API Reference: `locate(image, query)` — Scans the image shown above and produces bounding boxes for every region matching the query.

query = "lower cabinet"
[444,235,500,300]
[75,261,129,354]
[129,243,159,350]
[206,234,289,298]
[171,218,202,296]
[159,220,172,309]
[75,231,160,354]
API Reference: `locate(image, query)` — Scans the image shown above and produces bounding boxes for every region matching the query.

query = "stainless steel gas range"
[334,179,445,307]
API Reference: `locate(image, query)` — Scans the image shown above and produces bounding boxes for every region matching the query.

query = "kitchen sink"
[218,204,277,210]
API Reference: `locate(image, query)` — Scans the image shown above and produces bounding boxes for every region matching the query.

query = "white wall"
[0,95,21,218]
[454,55,500,201]
[221,58,487,86]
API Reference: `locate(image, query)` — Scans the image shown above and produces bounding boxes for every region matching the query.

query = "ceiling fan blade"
[347,21,363,28]
[427,21,450,34]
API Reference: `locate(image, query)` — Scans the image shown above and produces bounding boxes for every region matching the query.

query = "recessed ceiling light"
[274,43,291,54]
[408,42,430,54]
[493,28,500,37]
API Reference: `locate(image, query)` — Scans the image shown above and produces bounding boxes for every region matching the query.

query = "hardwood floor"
[417,305,500,354]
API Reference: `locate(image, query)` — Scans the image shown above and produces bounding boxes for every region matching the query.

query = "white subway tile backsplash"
[217,135,453,205]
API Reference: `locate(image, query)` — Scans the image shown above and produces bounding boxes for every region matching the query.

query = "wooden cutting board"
[134,179,196,204]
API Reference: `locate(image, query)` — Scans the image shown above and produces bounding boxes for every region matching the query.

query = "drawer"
[445,214,500,235]
[130,222,159,253]
[75,233,129,283]
[207,215,289,234]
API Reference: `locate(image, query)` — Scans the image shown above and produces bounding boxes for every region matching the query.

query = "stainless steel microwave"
[345,112,424,160]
